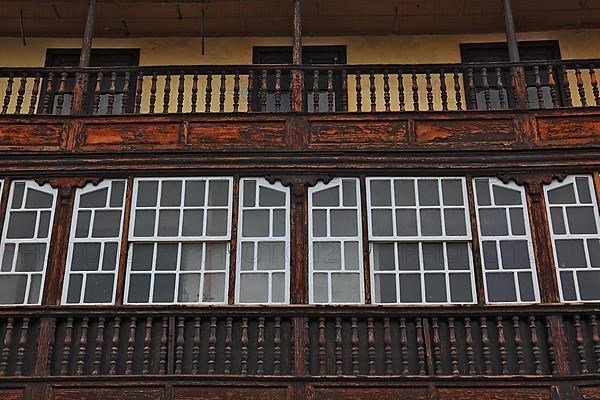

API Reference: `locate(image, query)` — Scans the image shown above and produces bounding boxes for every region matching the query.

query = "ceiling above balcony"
[0,0,599,38]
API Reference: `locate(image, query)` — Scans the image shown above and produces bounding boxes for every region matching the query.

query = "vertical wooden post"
[501,0,528,109]
[291,0,304,112]
[72,0,97,114]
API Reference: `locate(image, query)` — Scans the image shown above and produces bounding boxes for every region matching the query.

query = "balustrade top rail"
[1,59,599,116]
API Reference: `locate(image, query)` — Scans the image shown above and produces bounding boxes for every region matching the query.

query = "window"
[0,181,57,305]
[236,178,290,304]
[474,178,539,303]
[62,180,127,304]
[367,177,475,304]
[125,177,233,304]
[545,176,600,302]
[309,178,364,304]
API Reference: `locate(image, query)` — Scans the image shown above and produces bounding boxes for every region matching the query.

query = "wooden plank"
[414,118,517,145]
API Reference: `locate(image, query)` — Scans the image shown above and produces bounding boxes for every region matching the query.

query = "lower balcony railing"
[1,59,599,116]
[0,305,598,378]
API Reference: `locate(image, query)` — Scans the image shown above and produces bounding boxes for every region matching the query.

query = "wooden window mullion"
[114,176,134,305]
[360,176,372,304]
[466,177,486,305]
[227,176,240,305]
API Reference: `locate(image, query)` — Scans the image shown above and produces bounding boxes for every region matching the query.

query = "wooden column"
[291,0,304,112]
[501,0,529,109]
[72,0,97,114]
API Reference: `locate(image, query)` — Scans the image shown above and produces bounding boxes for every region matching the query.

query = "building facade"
[0,0,600,398]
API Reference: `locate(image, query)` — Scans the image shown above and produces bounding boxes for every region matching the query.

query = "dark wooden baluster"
[14,73,27,114]
[575,66,587,106]
[425,70,434,111]
[163,72,171,113]
[533,66,545,109]
[219,71,226,112]
[318,317,327,374]
[355,71,362,112]
[481,68,491,110]
[440,69,448,111]
[192,317,202,374]
[351,318,359,375]
[546,317,557,374]
[575,315,589,373]
[134,72,143,114]
[327,70,335,112]
[453,69,462,110]
[497,317,508,374]
[205,72,213,113]
[529,316,542,375]
[125,317,137,375]
[399,317,409,375]
[47,320,56,374]
[369,70,377,112]
[121,72,130,113]
[274,317,281,375]
[233,71,240,112]
[513,316,525,374]
[312,70,320,113]
[591,315,600,373]
[60,317,74,375]
[149,72,158,113]
[335,318,343,375]
[109,317,121,375]
[207,317,217,374]
[432,317,442,375]
[480,317,492,374]
[92,73,103,114]
[175,317,185,374]
[107,72,117,115]
[382,70,391,112]
[260,70,268,112]
[467,68,477,109]
[304,319,311,374]
[496,67,507,109]
[561,65,573,107]
[55,72,68,115]
[159,317,168,374]
[15,318,29,376]
[383,317,392,374]
[191,72,199,113]
[398,70,405,111]
[241,317,249,374]
[465,317,476,375]
[274,69,282,112]
[547,66,560,108]
[177,71,185,113]
[42,72,54,114]
[368,318,377,375]
[92,317,105,375]
[590,66,600,106]
[341,70,348,111]
[411,70,419,111]
[2,74,14,114]
[75,317,88,376]
[142,317,152,374]
[416,318,426,375]
[247,71,255,112]
[448,317,459,376]
[0,318,13,375]
[257,317,265,375]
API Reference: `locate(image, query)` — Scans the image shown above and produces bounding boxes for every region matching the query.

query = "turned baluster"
[496,67,507,109]
[425,69,434,111]
[121,72,130,113]
[2,74,14,114]
[92,317,105,375]
[351,318,359,375]
[480,317,492,374]
[575,65,587,106]
[449,317,459,375]
[529,317,542,375]
[440,69,448,111]
[590,66,600,106]
[546,317,557,374]
[191,72,199,113]
[416,318,426,375]
[465,317,476,375]
[175,317,185,374]
[467,68,477,109]
[247,70,255,112]
[398,70,406,111]
[274,69,282,112]
[75,317,88,376]
[383,70,391,112]
[55,72,68,115]
[367,318,376,375]
[304,319,311,374]
[383,317,392,374]
[335,318,343,375]
[312,70,320,113]
[159,317,168,374]
[257,317,265,375]
[142,317,152,374]
[125,317,137,375]
[341,70,348,111]
[134,72,144,114]
[241,318,249,374]
[453,69,462,110]
[92,72,103,114]
[481,67,491,110]
[205,71,213,112]
[42,72,55,114]
[497,317,508,374]
[399,317,409,375]
[219,71,226,112]
[260,70,268,112]
[107,72,117,115]
[274,317,282,375]
[223,317,233,373]
[318,317,327,374]
[411,70,419,111]
[108,317,121,375]
[0,318,14,375]
[369,70,377,112]
[192,317,202,374]
[208,317,217,374]
[513,316,525,374]
[533,66,545,109]
[590,315,600,373]
[546,65,559,108]
[60,318,74,375]
[355,71,362,112]
[233,71,240,112]
[432,317,442,375]
[14,73,27,114]
[149,72,158,113]
[575,315,589,373]
[560,65,573,107]
[328,70,335,112]
[163,72,171,113]
[15,318,29,376]
[46,321,56,374]
[177,71,185,113]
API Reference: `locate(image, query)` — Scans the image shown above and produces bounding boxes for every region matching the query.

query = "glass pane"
[375,274,397,303]
[137,181,158,207]
[447,243,470,270]
[509,208,526,236]
[313,242,341,270]
[243,180,256,207]
[444,209,467,236]
[556,239,587,268]
[418,180,439,206]
[342,180,357,207]
[493,185,521,205]
[373,243,395,271]
[66,274,83,303]
[273,210,286,237]
[559,271,577,301]
[547,183,576,204]
[272,273,285,303]
[92,210,121,238]
[156,243,178,271]
[185,180,206,207]
[331,273,360,303]
[394,180,416,206]
[28,274,42,304]
[158,210,180,237]
[205,242,227,270]
[71,243,100,271]
[7,211,36,239]
[75,211,91,238]
[566,207,597,234]
[131,244,153,271]
[397,243,420,270]
[449,273,473,303]
[423,243,443,270]
[442,179,463,206]
[482,241,499,269]
[257,241,285,270]
[178,274,200,302]
[25,188,53,209]
[15,243,46,272]
[475,179,491,206]
[424,273,447,302]
[330,210,357,236]
[487,272,517,302]
[370,180,391,206]
[181,244,203,271]
[259,186,286,207]
[0,275,27,304]
[576,177,593,204]
[182,210,204,236]
[160,181,182,207]
[344,242,360,270]
[550,207,566,235]
[11,183,25,209]
[239,273,268,303]
[1,244,15,272]
[577,270,600,301]
[153,274,176,303]
[312,273,328,303]
[479,209,508,236]
[313,210,327,237]
[102,243,118,271]
[203,273,225,302]
[399,274,421,303]
[395,209,418,236]
[371,210,393,236]
[110,181,125,208]
[243,210,269,237]
[133,210,156,237]
[38,211,51,239]
[127,274,151,303]
[83,274,114,303]
[206,210,228,236]
[499,240,531,269]
[80,188,107,208]
[240,242,254,271]
[208,181,229,206]
[517,272,536,302]
[420,209,442,236]
[313,187,339,207]
[589,239,600,268]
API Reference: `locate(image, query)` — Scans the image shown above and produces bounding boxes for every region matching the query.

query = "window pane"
[331,273,360,303]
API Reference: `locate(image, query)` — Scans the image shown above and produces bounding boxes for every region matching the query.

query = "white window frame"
[366,177,476,305]
[544,175,600,303]
[308,178,365,304]
[62,179,128,305]
[473,178,540,304]
[0,180,57,306]
[125,177,233,305]
[235,178,290,304]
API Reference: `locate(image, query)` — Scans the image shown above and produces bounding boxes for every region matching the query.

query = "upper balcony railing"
[1,59,599,116]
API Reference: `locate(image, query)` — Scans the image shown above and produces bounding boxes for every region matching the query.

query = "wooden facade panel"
[0,389,24,400]
[0,122,64,150]
[536,115,600,145]
[314,387,426,400]
[308,120,407,148]
[79,122,181,150]
[580,387,600,400]
[188,121,286,149]
[52,388,164,400]
[414,118,517,145]
[174,386,289,400]
[436,387,551,400]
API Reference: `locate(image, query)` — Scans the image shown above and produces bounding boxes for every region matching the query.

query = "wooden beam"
[291,0,304,111]
[79,0,98,68]
[502,0,520,62]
